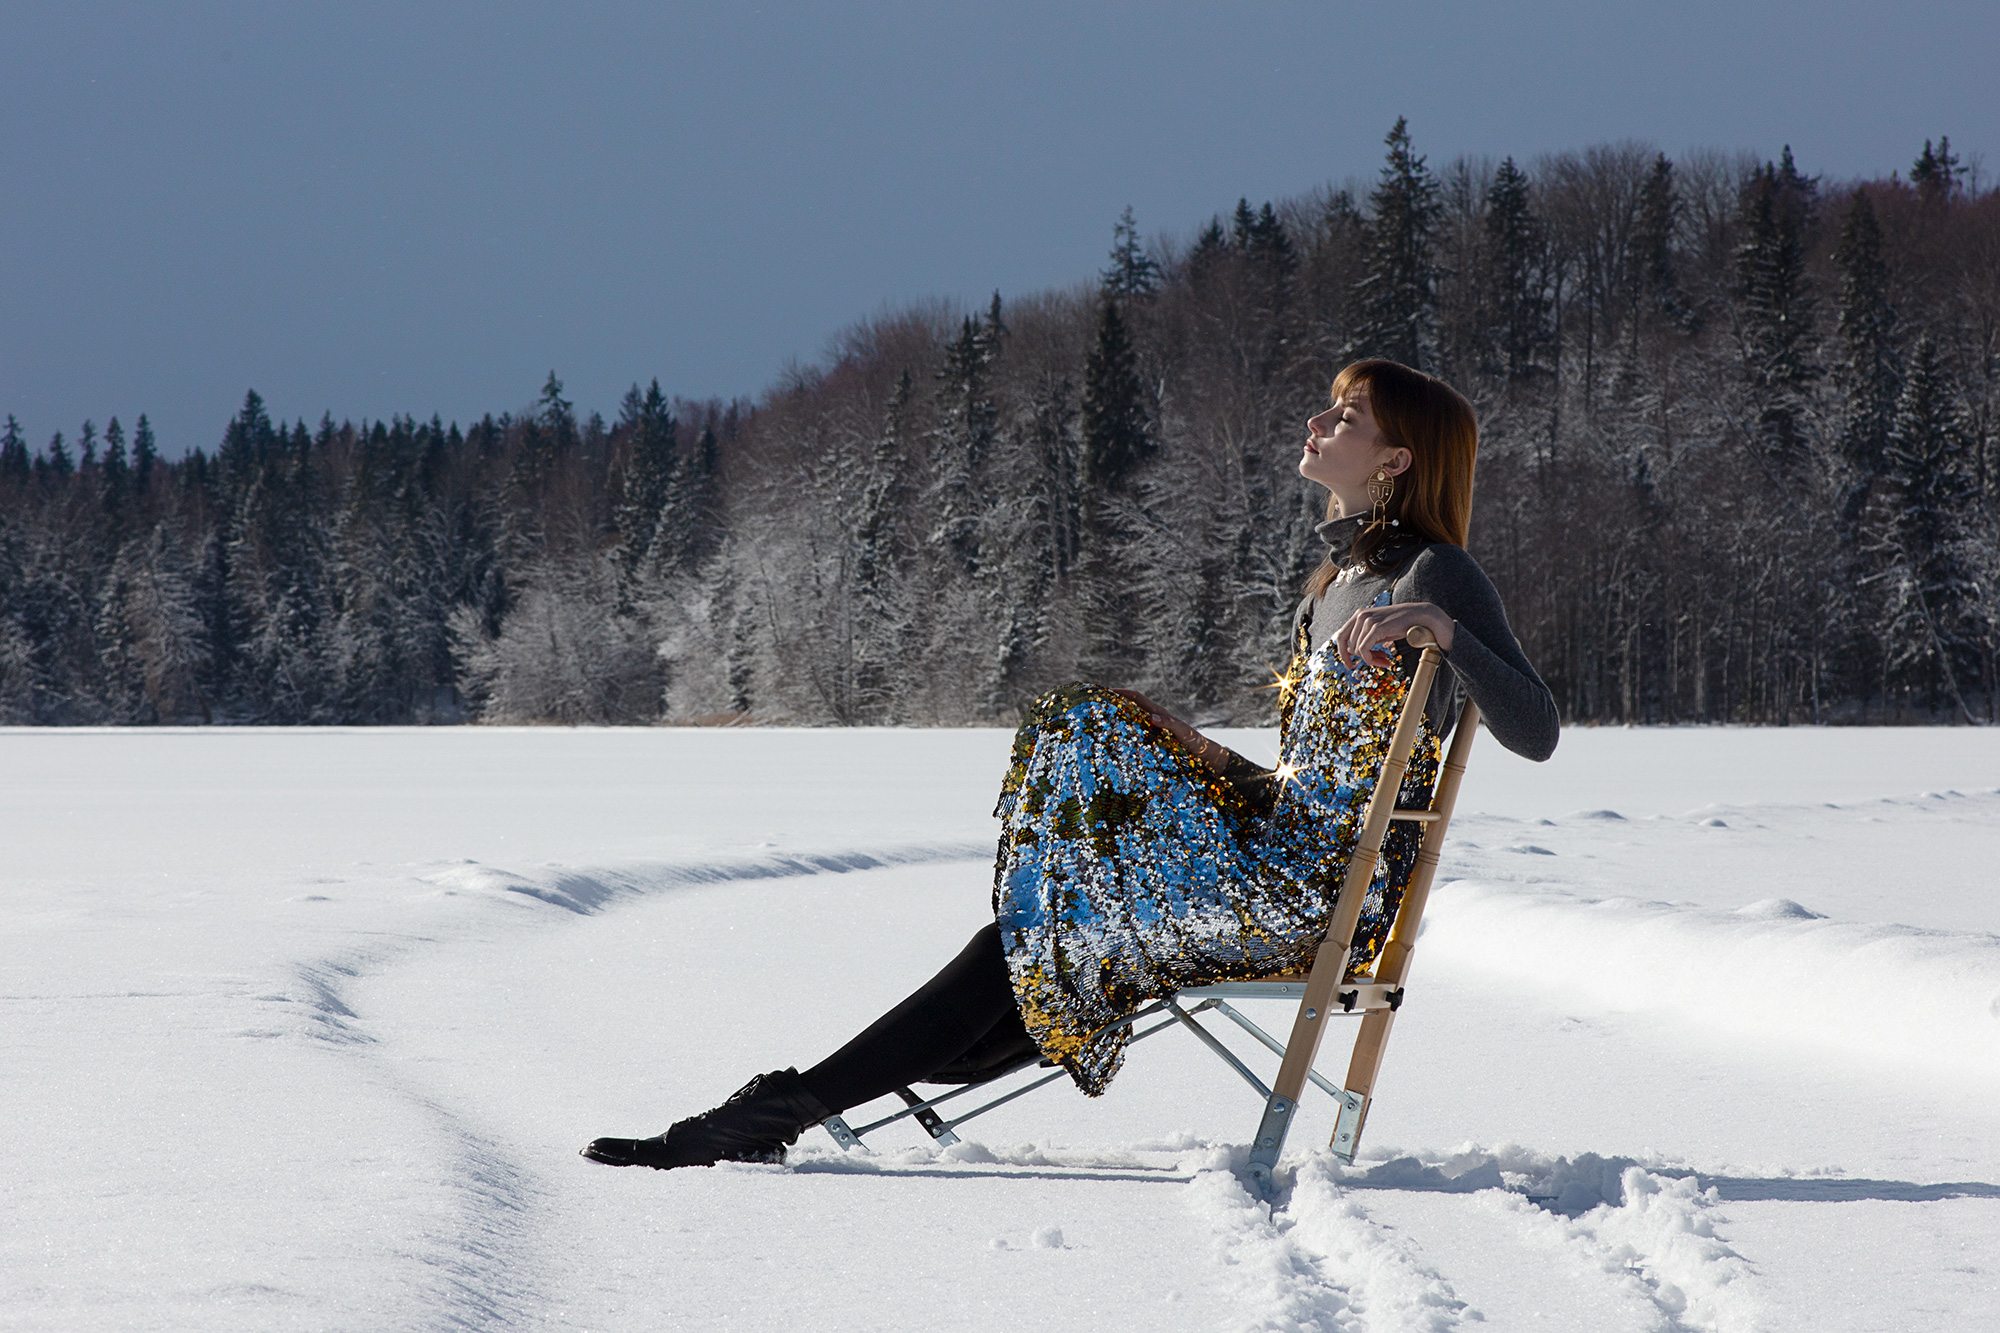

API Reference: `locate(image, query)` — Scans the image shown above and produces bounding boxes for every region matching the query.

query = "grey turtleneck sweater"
[1285,514,1559,762]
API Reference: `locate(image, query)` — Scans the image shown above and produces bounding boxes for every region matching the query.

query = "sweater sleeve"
[1399,546,1560,762]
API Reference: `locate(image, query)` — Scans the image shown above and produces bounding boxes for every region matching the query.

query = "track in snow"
[343,823,1997,1332]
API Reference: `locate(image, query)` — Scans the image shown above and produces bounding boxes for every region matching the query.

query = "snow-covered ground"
[4,723,1997,1332]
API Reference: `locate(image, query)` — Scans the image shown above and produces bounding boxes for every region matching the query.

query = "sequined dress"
[992,612,1441,1097]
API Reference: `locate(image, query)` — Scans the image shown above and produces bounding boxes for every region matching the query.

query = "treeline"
[0,388,739,724]
[3,123,1996,726]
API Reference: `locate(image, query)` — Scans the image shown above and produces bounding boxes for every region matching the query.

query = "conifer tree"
[219,391,277,498]
[930,314,997,571]
[683,420,722,570]
[1735,149,1819,462]
[1244,200,1298,362]
[856,371,913,599]
[1484,156,1548,379]
[613,379,679,578]
[1080,300,1150,494]
[1231,198,1258,248]
[230,478,327,720]
[955,314,1000,471]
[132,416,157,492]
[1833,190,1897,492]
[1632,153,1687,324]
[853,371,914,717]
[503,374,576,550]
[1077,298,1152,675]
[1031,374,1082,585]
[102,418,129,498]
[1878,333,1980,717]
[1353,117,1442,369]
[1911,137,1965,209]
[0,417,28,485]
[1187,218,1228,283]
[98,523,210,723]
[712,555,755,714]
[538,372,577,447]
[1818,187,1902,704]
[1101,206,1162,299]
[1247,202,1296,274]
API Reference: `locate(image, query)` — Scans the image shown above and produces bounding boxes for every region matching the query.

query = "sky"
[2,1,1994,457]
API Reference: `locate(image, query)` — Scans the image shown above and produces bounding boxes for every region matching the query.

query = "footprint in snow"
[1502,844,1557,855]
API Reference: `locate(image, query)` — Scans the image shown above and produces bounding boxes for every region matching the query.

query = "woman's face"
[1300,391,1410,516]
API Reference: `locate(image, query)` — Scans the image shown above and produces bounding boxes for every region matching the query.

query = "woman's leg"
[799,922,1019,1114]
[583,923,1024,1169]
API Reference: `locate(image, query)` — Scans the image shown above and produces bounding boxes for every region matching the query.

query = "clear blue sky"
[3,1,1993,455]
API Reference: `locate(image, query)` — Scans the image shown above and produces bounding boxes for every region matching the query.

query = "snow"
[4,723,1998,1331]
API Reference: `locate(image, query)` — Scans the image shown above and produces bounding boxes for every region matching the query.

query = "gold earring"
[1365,468,1396,532]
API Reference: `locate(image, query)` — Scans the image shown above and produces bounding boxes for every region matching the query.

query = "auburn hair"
[1303,359,1478,599]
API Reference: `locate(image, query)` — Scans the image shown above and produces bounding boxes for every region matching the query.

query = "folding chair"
[820,626,1478,1191]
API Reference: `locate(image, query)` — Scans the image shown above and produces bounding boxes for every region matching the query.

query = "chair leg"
[1166,1001,1270,1099]
[1247,1079,1369,1184]
[895,1087,962,1146]
[1333,1009,1397,1163]
[1245,1092,1299,1190]
[1329,1085,1369,1164]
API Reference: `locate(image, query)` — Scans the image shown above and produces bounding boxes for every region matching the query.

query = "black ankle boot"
[582,1068,834,1170]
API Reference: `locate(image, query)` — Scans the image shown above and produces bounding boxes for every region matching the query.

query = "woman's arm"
[1333,602,1454,669]
[1332,548,1560,762]
[1108,688,1248,778]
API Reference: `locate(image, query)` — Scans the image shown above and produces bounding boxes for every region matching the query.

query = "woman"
[584,359,1558,1171]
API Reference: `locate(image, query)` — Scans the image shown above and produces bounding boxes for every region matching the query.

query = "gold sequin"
[993,628,1439,1096]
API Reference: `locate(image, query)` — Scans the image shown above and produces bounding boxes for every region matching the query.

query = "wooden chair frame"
[819,628,1477,1191]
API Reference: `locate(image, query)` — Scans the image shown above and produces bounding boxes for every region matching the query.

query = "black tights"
[798,924,1032,1115]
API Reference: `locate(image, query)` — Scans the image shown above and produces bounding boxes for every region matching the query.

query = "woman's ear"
[1380,447,1414,477]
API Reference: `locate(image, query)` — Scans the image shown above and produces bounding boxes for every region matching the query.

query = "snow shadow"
[1340,1150,2000,1212]
[789,1163,1197,1186]
[422,840,993,915]
[1695,1175,2000,1203]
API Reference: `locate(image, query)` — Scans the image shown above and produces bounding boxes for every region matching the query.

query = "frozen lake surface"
[4,723,1997,1331]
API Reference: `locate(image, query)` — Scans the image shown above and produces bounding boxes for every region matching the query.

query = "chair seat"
[1176,973,1310,998]
[1176,976,1396,1011]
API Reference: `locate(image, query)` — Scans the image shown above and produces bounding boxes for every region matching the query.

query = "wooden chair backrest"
[1269,626,1475,1102]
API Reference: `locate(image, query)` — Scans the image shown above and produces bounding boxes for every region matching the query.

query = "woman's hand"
[1108,688,1227,774]
[1334,602,1455,671]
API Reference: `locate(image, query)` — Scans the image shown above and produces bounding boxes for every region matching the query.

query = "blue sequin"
[992,630,1439,1095]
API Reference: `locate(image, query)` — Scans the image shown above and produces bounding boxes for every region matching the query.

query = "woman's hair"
[1303,359,1478,599]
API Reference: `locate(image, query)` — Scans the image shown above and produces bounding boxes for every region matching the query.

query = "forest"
[3,123,1996,727]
